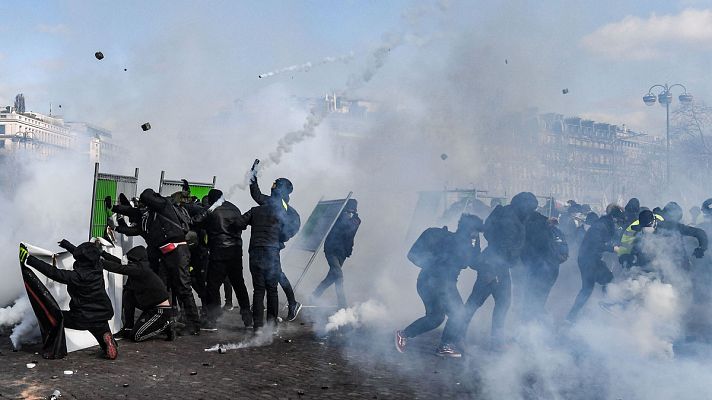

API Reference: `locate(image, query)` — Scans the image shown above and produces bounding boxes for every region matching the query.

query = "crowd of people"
[396,193,711,358]
[19,161,361,360]
[19,171,712,362]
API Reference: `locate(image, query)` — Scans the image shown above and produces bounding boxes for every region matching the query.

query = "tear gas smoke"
[258,52,355,79]
[323,300,388,333]
[230,4,445,193]
[204,325,276,352]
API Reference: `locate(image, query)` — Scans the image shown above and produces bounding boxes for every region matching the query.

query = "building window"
[0,124,4,134]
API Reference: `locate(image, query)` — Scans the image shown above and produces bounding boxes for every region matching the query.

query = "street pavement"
[0,309,481,399]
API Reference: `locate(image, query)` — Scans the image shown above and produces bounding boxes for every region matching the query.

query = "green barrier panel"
[88,163,139,240]
[158,171,216,201]
[91,178,117,238]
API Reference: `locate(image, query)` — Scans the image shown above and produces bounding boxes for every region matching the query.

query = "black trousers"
[189,245,209,303]
[441,266,512,345]
[63,311,111,349]
[566,257,605,322]
[132,306,172,342]
[122,287,137,330]
[403,270,463,338]
[522,260,560,319]
[280,271,296,307]
[162,245,200,328]
[205,252,251,323]
[313,253,347,308]
[223,278,233,305]
[249,247,281,328]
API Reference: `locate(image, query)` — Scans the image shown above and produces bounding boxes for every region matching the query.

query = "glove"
[19,243,29,264]
[107,218,116,229]
[104,196,113,211]
[119,193,130,206]
[117,217,128,228]
[251,159,260,171]
[694,247,705,259]
[58,239,77,253]
[181,179,190,193]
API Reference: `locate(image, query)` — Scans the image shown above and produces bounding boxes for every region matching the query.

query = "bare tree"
[671,102,712,155]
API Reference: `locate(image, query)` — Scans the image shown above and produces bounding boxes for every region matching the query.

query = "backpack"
[408,227,450,268]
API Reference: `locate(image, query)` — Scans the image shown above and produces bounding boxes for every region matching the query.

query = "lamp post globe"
[643,93,657,106]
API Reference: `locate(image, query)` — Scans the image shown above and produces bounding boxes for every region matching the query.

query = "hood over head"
[72,242,102,269]
[126,246,148,262]
[510,192,538,218]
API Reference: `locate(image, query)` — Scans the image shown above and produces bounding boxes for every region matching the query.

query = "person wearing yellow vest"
[616,211,664,267]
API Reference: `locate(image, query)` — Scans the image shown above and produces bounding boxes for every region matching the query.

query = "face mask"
[642,227,655,234]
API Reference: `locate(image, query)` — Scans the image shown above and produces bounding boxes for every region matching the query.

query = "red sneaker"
[102,332,118,360]
[394,330,408,353]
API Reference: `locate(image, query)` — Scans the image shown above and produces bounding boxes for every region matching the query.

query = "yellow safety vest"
[616,214,664,255]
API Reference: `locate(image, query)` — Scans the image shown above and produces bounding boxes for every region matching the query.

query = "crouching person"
[100,246,175,342]
[20,242,118,360]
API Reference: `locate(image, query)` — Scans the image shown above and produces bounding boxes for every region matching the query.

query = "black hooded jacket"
[100,246,169,310]
[579,214,617,263]
[26,243,114,324]
[241,179,301,250]
[324,211,361,260]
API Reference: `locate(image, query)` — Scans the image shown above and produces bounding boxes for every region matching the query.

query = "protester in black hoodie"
[566,205,625,322]
[241,170,301,330]
[395,214,483,358]
[21,242,118,359]
[137,188,200,335]
[101,246,174,342]
[312,198,361,309]
[193,189,252,330]
[248,171,302,322]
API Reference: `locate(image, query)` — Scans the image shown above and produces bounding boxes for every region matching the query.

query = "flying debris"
[141,122,151,132]
[94,51,104,60]
[505,59,508,64]
[441,153,448,160]
[562,88,569,94]
[124,68,127,72]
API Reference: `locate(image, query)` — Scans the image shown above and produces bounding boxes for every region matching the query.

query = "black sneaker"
[436,343,462,358]
[115,328,133,340]
[286,302,302,322]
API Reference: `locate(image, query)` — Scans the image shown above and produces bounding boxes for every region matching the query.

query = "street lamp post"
[642,83,693,184]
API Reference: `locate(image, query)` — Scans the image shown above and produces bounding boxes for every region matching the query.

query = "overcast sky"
[3,0,712,139]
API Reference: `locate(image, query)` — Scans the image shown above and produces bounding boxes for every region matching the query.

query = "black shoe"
[115,328,133,340]
[287,302,302,322]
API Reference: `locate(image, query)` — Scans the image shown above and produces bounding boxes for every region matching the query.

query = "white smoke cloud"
[204,324,276,352]
[324,300,387,333]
